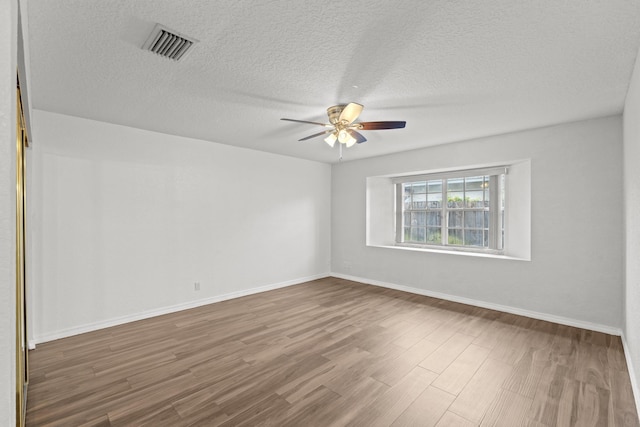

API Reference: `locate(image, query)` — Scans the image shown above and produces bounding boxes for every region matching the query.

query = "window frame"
[394,167,507,255]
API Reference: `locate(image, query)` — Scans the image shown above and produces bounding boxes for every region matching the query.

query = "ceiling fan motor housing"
[327,105,347,124]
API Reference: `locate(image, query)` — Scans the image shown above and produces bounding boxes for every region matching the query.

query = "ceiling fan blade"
[338,103,363,124]
[281,118,329,126]
[298,130,333,141]
[358,121,406,130]
[350,130,367,144]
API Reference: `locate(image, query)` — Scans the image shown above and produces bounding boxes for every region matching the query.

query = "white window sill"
[369,244,530,261]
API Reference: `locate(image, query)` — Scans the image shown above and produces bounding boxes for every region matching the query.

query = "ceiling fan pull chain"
[339,143,343,161]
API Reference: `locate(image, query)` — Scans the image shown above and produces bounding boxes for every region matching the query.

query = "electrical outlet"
[194,282,200,291]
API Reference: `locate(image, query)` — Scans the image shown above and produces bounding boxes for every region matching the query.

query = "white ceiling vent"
[142,24,198,62]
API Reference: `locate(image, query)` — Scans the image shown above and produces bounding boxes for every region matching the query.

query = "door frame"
[16,74,29,427]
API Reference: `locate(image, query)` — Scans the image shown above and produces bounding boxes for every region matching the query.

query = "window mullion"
[441,180,447,246]
[462,178,466,246]
[395,183,403,243]
[488,175,500,249]
[497,175,504,250]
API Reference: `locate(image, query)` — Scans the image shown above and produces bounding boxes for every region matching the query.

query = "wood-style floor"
[26,277,639,426]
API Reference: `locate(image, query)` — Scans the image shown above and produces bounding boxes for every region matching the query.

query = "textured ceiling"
[25,0,640,163]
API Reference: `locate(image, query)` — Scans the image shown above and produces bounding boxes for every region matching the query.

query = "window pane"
[404,212,410,227]
[465,191,483,208]
[413,211,426,226]
[427,180,442,193]
[448,211,463,228]
[427,227,441,243]
[403,184,412,209]
[404,227,410,241]
[465,176,484,190]
[448,229,463,245]
[484,211,490,228]
[412,193,426,209]
[464,211,483,228]
[426,212,441,226]
[410,227,426,243]
[427,193,442,209]
[447,178,463,191]
[464,229,484,247]
[447,192,464,208]
[412,182,426,194]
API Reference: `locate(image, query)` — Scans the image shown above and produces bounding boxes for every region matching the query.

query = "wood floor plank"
[435,411,477,427]
[391,385,456,427]
[572,341,611,390]
[574,381,610,427]
[346,366,438,427]
[557,377,611,426]
[280,347,369,404]
[371,337,440,386]
[279,385,341,427]
[107,372,203,425]
[432,343,491,395]
[323,343,405,397]
[480,388,533,427]
[25,278,640,426]
[216,354,331,416]
[528,362,571,426]
[472,314,519,350]
[273,357,337,400]
[392,319,443,349]
[448,357,514,423]
[122,405,183,427]
[76,414,111,427]
[26,378,132,425]
[171,388,230,426]
[216,393,290,427]
[502,347,552,398]
[419,332,475,374]
[315,376,389,426]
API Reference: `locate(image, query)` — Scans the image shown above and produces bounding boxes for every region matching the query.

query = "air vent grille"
[142,24,198,62]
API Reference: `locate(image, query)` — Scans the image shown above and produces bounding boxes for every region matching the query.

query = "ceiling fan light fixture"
[324,132,337,147]
[338,129,349,144]
[345,133,357,148]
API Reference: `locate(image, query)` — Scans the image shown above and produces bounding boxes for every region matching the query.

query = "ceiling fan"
[281,103,406,148]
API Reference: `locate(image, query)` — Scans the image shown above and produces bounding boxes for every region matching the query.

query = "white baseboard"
[330,272,622,336]
[621,333,640,416]
[32,273,330,345]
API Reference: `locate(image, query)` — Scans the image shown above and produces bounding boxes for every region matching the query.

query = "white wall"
[30,110,331,343]
[623,43,640,412]
[0,0,17,423]
[332,116,623,330]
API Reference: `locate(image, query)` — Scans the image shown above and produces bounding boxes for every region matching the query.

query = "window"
[395,168,506,253]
